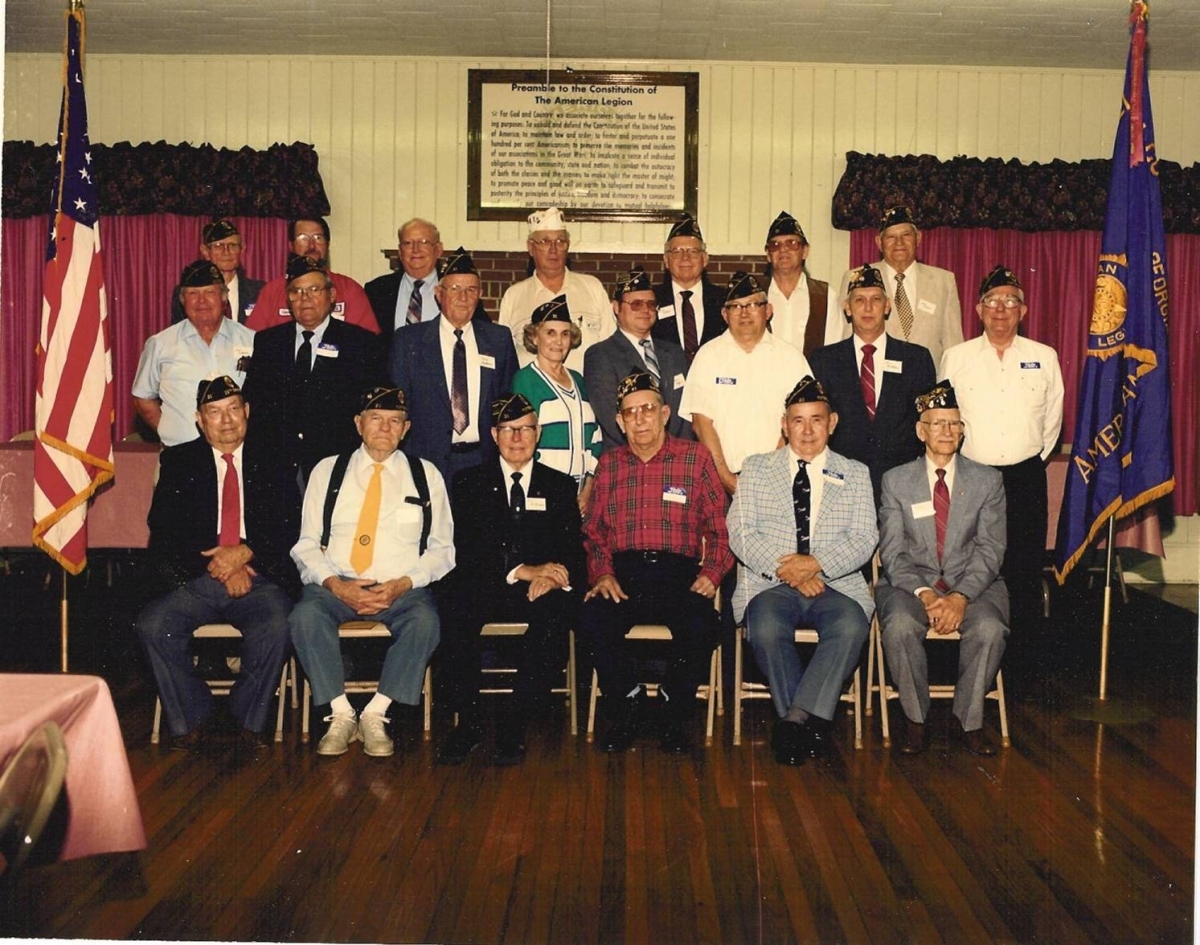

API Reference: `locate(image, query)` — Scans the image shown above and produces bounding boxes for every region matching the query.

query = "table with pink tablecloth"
[0,673,146,860]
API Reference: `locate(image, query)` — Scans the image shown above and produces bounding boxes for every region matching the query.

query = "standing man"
[583,371,732,754]
[137,377,297,750]
[290,387,455,757]
[389,247,518,484]
[830,205,963,365]
[940,265,1063,628]
[242,256,384,487]
[651,214,725,362]
[876,382,1008,756]
[436,394,585,766]
[170,220,264,325]
[763,211,829,357]
[679,271,812,495]
[246,217,380,334]
[728,377,877,765]
[133,259,257,447]
[499,207,614,369]
[808,264,936,502]
[584,266,691,452]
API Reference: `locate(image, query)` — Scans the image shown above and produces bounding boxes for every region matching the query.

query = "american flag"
[32,8,114,575]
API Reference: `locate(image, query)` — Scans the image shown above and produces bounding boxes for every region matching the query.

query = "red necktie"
[860,343,876,419]
[934,468,950,591]
[219,453,240,546]
[680,290,699,362]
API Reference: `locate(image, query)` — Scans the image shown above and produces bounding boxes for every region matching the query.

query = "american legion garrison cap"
[202,219,239,244]
[667,213,704,242]
[766,211,806,244]
[785,376,830,408]
[978,265,1023,298]
[847,264,887,293]
[531,295,571,325]
[440,246,479,278]
[616,370,661,405]
[180,259,224,288]
[196,375,242,408]
[879,205,918,232]
[614,266,653,300]
[492,393,536,425]
[359,387,408,413]
[914,382,959,414]
[286,253,326,283]
[724,271,765,304]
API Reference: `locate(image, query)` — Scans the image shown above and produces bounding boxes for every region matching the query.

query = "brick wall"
[383,249,767,316]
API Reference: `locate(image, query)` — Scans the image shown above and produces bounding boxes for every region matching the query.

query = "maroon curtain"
[849,227,1199,513]
[1,214,288,442]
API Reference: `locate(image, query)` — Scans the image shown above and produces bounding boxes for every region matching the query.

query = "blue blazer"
[728,446,877,622]
[388,316,518,481]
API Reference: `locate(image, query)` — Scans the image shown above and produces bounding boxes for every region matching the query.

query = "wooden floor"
[1,563,1195,943]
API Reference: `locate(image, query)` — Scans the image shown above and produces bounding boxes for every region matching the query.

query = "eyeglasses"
[497,424,538,438]
[530,237,569,249]
[293,233,327,245]
[622,300,656,313]
[619,403,661,420]
[441,285,480,297]
[400,239,437,250]
[919,419,965,433]
[766,239,805,253]
[207,240,242,253]
[980,295,1023,310]
[665,247,704,258]
[725,300,767,314]
[286,285,330,300]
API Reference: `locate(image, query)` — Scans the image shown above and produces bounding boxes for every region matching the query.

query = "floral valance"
[832,151,1200,234]
[2,140,330,219]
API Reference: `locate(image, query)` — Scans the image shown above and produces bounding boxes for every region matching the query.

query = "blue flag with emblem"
[1054,0,1174,583]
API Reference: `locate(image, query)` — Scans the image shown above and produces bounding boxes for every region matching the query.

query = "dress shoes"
[436,723,483,766]
[169,726,208,752]
[800,718,832,760]
[237,727,268,752]
[358,711,394,758]
[598,691,646,753]
[316,713,360,756]
[772,719,807,766]
[961,725,997,757]
[660,724,691,755]
[899,718,927,755]
[494,723,527,767]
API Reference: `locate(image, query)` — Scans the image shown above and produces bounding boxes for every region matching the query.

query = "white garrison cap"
[527,206,567,235]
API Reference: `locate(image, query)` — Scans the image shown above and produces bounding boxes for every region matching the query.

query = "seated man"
[136,376,297,750]
[876,382,1008,757]
[437,394,585,766]
[582,371,732,754]
[728,377,876,765]
[290,387,455,758]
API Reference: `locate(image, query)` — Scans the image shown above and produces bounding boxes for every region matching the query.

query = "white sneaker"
[358,711,394,757]
[316,713,359,756]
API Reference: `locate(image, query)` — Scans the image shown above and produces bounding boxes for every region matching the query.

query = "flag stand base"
[1068,696,1153,725]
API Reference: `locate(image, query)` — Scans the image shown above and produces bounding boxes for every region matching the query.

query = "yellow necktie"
[350,463,384,574]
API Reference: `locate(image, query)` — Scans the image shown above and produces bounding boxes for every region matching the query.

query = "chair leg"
[716,643,725,717]
[705,647,718,746]
[289,656,299,709]
[865,616,877,716]
[568,630,578,737]
[851,666,863,750]
[301,680,311,744]
[274,661,289,744]
[422,666,433,740]
[875,624,891,747]
[586,669,600,741]
[151,698,162,745]
[733,630,744,747]
[996,669,1011,748]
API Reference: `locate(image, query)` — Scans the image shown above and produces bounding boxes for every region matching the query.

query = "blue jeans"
[744,583,869,721]
[136,574,292,737]
[289,583,440,706]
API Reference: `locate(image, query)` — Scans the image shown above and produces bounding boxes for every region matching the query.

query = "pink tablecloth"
[0,673,146,860]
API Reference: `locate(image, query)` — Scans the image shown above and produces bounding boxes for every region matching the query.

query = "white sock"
[330,694,354,718]
[363,693,392,717]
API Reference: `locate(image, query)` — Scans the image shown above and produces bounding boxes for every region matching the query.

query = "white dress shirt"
[768,273,812,351]
[790,446,829,532]
[396,271,440,325]
[667,279,708,344]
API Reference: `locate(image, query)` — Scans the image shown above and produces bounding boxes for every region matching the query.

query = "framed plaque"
[467,69,699,224]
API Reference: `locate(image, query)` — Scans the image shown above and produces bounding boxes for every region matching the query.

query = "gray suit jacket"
[582,331,692,452]
[833,261,964,365]
[877,453,1006,606]
[728,447,877,622]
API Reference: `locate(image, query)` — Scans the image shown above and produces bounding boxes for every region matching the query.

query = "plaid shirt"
[584,435,733,587]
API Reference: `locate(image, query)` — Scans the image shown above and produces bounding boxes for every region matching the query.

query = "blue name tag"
[821,469,845,483]
[1020,361,1041,369]
[663,486,688,504]
[716,376,737,385]
[317,342,339,352]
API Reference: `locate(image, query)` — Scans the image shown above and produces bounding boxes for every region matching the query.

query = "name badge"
[911,500,935,519]
[917,299,936,314]
[276,307,290,318]
[673,373,685,391]
[822,469,845,485]
[716,376,737,386]
[663,486,687,504]
[332,301,347,318]
[244,303,256,314]
[657,305,675,320]
[479,354,496,370]
[316,343,339,358]
[1020,361,1041,370]
[526,496,547,512]
[234,345,254,359]
[882,359,903,374]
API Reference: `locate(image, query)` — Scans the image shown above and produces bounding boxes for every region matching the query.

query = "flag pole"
[61,569,70,672]
[1098,515,1114,701]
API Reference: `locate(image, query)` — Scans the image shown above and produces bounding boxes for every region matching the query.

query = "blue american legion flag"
[1054,0,1174,583]
[32,8,114,574]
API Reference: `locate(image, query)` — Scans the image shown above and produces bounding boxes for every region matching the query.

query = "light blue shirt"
[131,317,256,447]
[395,271,441,325]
